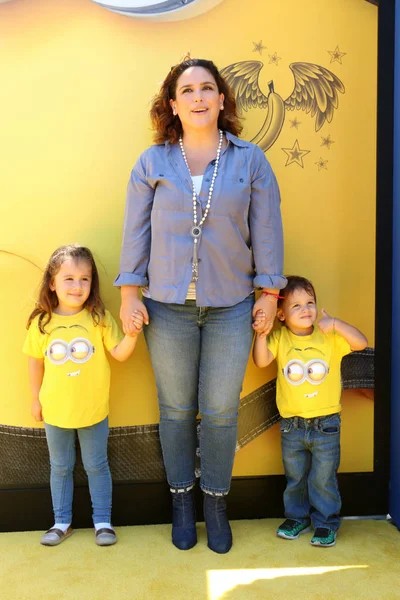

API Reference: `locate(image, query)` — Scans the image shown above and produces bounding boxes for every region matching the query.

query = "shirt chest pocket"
[152,175,185,212]
[212,176,251,216]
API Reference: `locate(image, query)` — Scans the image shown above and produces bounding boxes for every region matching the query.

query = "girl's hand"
[120,297,149,336]
[318,308,335,334]
[31,399,43,422]
[127,310,145,337]
[252,295,277,338]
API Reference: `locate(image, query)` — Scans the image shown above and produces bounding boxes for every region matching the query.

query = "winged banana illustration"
[220,61,345,151]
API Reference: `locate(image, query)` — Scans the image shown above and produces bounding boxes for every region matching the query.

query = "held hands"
[318,308,335,334]
[252,296,277,338]
[31,399,43,422]
[252,293,278,338]
[120,296,149,336]
[252,309,267,337]
[127,310,145,337]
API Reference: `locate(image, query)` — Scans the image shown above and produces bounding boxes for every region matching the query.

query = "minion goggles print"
[45,338,95,365]
[283,359,330,386]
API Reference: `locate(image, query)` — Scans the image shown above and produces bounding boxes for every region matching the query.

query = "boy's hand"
[127,310,144,337]
[252,294,277,338]
[252,309,269,339]
[318,308,335,334]
[31,399,43,422]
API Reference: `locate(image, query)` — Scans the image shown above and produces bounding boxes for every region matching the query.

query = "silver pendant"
[192,238,199,282]
[191,225,202,239]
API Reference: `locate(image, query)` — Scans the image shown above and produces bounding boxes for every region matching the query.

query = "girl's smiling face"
[50,259,92,316]
[170,66,224,133]
[278,288,318,336]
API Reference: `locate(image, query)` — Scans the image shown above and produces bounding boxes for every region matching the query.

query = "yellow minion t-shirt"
[23,309,124,428]
[267,326,351,418]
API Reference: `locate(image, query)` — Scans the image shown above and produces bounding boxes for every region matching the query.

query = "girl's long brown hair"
[27,245,105,333]
[150,58,243,144]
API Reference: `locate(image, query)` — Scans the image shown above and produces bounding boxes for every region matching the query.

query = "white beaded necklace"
[179,129,223,282]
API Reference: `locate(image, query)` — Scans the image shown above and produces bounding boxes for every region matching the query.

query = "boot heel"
[203,493,232,554]
[171,489,197,550]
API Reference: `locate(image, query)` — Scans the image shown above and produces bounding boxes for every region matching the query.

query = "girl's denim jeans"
[44,416,112,524]
[143,295,254,495]
[280,412,342,531]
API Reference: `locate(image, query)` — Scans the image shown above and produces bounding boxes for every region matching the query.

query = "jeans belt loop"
[314,416,319,430]
[293,416,298,430]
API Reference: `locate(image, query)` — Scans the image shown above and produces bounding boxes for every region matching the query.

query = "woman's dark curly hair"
[150,58,243,144]
[27,245,105,333]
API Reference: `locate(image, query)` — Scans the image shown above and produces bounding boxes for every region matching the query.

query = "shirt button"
[240,178,244,183]
[205,178,210,182]
[159,174,164,177]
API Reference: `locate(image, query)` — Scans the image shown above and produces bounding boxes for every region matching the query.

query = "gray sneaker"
[95,527,117,546]
[40,526,74,546]
[277,519,311,540]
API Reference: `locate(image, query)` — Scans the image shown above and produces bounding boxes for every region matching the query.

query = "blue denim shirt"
[114,132,286,307]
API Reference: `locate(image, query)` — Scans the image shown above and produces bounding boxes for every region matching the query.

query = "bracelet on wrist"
[261,291,285,300]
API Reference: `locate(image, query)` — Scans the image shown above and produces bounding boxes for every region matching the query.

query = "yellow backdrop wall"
[0,0,376,475]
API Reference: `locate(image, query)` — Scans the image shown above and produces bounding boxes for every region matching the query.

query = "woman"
[114,58,286,554]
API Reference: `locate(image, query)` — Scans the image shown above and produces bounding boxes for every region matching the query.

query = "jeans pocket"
[279,418,293,434]
[319,414,341,435]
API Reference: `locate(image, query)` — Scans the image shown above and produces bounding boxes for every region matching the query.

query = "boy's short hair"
[278,276,317,307]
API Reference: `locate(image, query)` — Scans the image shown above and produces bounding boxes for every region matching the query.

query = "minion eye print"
[283,359,330,386]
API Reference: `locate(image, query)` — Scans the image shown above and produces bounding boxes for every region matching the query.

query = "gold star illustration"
[252,41,267,55]
[321,134,335,150]
[315,157,328,171]
[268,52,281,67]
[282,140,310,168]
[328,46,346,64]
[290,117,301,129]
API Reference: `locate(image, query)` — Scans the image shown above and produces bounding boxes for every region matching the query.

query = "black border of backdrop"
[0,0,394,532]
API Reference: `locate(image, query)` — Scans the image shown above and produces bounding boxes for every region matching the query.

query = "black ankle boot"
[171,489,197,550]
[203,493,232,554]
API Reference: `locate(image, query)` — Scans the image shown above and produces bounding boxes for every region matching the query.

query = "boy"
[253,276,368,547]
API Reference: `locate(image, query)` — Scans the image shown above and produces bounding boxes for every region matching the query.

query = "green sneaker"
[311,527,337,547]
[276,518,311,540]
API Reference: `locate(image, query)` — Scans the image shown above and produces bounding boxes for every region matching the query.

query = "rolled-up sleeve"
[114,153,155,288]
[250,147,287,290]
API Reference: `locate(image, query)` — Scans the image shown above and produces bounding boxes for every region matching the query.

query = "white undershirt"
[142,175,203,301]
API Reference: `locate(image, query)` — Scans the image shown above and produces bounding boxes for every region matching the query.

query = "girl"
[24,245,144,546]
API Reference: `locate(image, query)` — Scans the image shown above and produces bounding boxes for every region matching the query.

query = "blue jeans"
[280,413,341,531]
[44,417,112,525]
[143,295,254,495]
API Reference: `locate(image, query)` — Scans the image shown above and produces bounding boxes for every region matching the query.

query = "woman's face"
[170,66,224,134]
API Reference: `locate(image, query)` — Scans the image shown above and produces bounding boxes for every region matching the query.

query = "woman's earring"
[220,104,224,110]
[172,107,177,116]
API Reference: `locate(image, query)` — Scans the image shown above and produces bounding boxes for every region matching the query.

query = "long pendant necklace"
[179,129,223,282]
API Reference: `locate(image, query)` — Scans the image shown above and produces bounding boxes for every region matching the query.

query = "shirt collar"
[224,131,248,147]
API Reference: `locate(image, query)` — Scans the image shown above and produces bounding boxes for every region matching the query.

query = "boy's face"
[278,288,317,336]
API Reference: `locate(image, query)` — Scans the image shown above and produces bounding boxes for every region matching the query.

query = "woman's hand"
[252,294,278,338]
[120,287,149,335]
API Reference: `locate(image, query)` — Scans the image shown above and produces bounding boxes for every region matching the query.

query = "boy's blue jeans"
[44,417,112,525]
[280,413,341,531]
[143,295,254,495]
